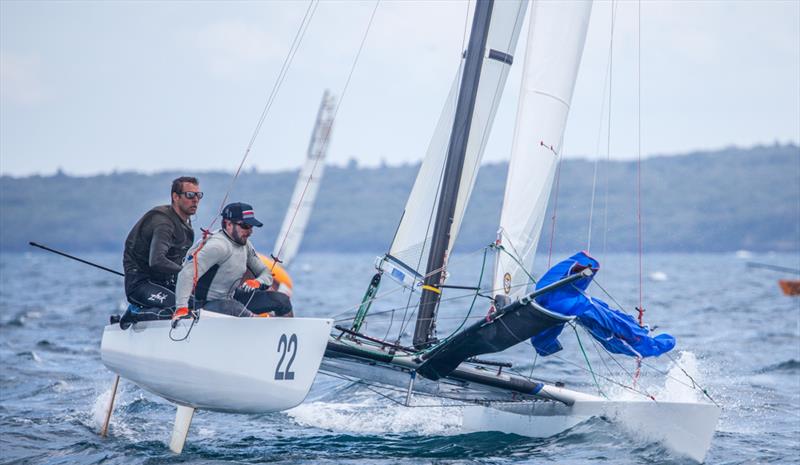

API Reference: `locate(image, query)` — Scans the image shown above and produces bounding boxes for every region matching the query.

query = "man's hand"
[172,307,190,320]
[240,279,265,292]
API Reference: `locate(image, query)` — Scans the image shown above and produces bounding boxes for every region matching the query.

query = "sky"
[1,0,798,177]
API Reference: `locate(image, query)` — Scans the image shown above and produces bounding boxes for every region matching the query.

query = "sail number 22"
[274,333,298,380]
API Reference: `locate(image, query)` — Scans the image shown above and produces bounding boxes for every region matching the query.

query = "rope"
[636,0,644,324]
[544,142,562,269]
[413,247,490,357]
[571,323,605,397]
[169,312,198,342]
[494,237,539,287]
[547,349,655,402]
[588,276,631,316]
[273,0,381,266]
[664,352,720,406]
[208,0,320,233]
[632,0,645,386]
[601,0,616,260]
[587,0,619,252]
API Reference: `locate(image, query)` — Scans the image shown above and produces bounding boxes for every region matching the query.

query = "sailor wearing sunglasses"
[173,202,293,320]
[119,176,202,328]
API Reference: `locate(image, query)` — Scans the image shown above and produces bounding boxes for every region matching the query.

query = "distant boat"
[649,271,668,282]
[746,262,800,296]
[260,90,337,293]
[778,280,800,296]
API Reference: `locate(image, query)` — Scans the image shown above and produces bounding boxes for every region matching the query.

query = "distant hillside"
[1,144,798,255]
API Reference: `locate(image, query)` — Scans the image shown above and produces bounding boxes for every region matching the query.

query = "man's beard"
[231,228,247,245]
[179,204,196,217]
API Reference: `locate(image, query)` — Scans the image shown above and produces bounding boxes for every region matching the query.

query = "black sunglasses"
[178,191,204,200]
[235,222,253,230]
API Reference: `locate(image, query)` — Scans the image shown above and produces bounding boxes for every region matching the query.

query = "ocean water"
[0,250,798,464]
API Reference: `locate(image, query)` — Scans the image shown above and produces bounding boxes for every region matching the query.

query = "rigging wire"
[391,2,527,344]
[210,0,320,231]
[546,349,656,401]
[495,238,712,402]
[413,246,490,353]
[330,243,714,404]
[273,0,381,265]
[664,352,719,406]
[546,143,564,269]
[636,0,645,321]
[588,327,637,381]
[589,276,630,315]
[494,240,539,286]
[323,370,501,408]
[587,0,619,253]
[575,316,716,404]
[601,0,616,260]
[393,0,476,343]
[633,0,645,386]
[328,244,491,325]
[570,323,606,397]
[589,326,627,384]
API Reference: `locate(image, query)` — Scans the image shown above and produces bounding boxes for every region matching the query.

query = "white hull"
[101,311,332,413]
[463,391,720,463]
[323,338,719,461]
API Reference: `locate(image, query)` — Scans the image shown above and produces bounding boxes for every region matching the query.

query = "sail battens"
[528,89,572,109]
[488,49,514,65]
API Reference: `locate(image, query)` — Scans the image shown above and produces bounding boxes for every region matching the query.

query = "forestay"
[386,0,528,279]
[492,1,593,300]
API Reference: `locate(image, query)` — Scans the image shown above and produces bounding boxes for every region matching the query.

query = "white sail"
[272,91,336,266]
[387,0,528,279]
[492,1,593,300]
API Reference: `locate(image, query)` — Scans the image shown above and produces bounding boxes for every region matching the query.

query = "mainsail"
[272,90,336,266]
[386,0,528,281]
[492,1,593,301]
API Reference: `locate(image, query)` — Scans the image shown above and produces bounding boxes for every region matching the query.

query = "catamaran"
[99,91,338,453]
[319,0,720,462]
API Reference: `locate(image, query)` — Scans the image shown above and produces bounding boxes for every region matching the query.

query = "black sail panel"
[417,302,571,381]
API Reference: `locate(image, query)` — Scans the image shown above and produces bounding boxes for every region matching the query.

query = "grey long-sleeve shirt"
[174,229,273,308]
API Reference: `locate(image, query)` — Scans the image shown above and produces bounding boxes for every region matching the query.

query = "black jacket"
[123,205,194,294]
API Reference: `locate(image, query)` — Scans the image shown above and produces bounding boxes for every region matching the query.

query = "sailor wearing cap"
[173,202,293,318]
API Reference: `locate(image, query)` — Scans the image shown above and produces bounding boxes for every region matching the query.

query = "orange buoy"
[258,254,293,295]
[778,279,800,296]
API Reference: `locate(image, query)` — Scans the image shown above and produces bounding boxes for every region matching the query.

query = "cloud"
[0,51,48,105]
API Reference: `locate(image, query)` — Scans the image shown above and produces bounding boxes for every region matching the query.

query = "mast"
[413,0,495,349]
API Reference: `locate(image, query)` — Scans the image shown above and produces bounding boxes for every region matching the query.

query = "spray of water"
[91,385,115,430]
[287,397,462,435]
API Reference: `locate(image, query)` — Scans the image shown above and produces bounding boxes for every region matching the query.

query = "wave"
[15,350,42,362]
[756,359,800,373]
[0,309,43,328]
